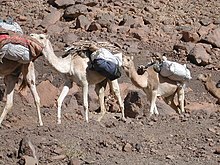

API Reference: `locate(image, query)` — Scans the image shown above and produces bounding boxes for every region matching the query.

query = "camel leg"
[108,79,126,121]
[95,81,106,122]
[82,82,89,122]
[149,90,158,115]
[0,75,17,126]
[57,80,72,124]
[26,62,43,126]
[177,86,185,113]
[164,94,179,113]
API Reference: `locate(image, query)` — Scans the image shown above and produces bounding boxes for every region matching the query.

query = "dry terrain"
[0,0,220,165]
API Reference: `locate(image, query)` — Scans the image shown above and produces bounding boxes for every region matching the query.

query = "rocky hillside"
[0,0,220,164]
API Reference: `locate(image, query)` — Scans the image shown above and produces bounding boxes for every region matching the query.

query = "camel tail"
[18,64,29,91]
[19,77,28,91]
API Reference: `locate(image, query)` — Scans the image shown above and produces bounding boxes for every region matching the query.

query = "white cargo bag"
[0,43,30,63]
[0,19,30,63]
[0,19,23,34]
[90,48,122,66]
[159,58,192,82]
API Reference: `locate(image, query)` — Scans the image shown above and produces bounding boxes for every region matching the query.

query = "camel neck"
[42,40,71,74]
[126,64,148,88]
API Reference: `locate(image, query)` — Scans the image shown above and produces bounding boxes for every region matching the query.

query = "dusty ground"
[0,0,220,165]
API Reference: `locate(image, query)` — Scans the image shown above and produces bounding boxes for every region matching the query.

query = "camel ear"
[131,56,134,60]
[162,56,167,61]
[45,34,49,39]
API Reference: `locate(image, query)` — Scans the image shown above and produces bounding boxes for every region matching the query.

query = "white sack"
[0,21,23,34]
[91,48,122,66]
[160,59,192,82]
[0,43,31,63]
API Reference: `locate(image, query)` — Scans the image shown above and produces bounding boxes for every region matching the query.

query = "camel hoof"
[121,117,127,122]
[57,119,62,125]
[38,123,44,127]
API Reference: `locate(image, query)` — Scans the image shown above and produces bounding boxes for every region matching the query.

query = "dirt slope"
[0,0,220,164]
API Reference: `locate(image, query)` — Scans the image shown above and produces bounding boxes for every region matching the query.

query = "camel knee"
[5,102,13,110]
[178,89,185,113]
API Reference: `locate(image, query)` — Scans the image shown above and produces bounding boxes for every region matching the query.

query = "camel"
[0,59,43,126]
[197,73,220,103]
[122,55,185,115]
[30,33,125,124]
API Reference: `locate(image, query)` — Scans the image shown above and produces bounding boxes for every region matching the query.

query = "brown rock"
[203,27,220,48]
[37,80,59,107]
[40,10,62,28]
[87,22,101,31]
[124,90,144,118]
[47,24,64,35]
[62,33,79,44]
[51,154,66,160]
[18,155,38,165]
[188,43,212,66]
[53,0,74,7]
[181,31,200,42]
[96,13,115,28]
[68,158,81,165]
[18,137,37,160]
[198,24,216,38]
[123,143,132,152]
[214,146,220,154]
[63,4,88,20]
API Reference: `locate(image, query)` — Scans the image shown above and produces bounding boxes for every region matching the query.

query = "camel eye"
[39,36,44,39]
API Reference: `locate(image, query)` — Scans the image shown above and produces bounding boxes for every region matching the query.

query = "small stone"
[51,154,66,160]
[18,137,37,159]
[214,146,220,154]
[135,143,143,152]
[122,143,132,152]
[68,158,81,165]
[208,128,216,133]
[53,148,63,154]
[0,160,5,165]
[18,155,38,165]
[166,155,175,160]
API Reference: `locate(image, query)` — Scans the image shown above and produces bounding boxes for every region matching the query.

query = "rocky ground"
[0,0,220,164]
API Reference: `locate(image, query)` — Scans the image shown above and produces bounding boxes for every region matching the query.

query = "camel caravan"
[0,18,219,126]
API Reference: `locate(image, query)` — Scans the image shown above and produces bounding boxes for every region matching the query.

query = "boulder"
[188,43,212,66]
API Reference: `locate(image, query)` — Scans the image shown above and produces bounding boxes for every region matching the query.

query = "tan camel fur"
[30,33,125,124]
[122,55,185,115]
[0,59,43,126]
[197,73,220,103]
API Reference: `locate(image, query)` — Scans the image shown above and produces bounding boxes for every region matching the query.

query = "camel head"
[197,73,211,82]
[30,33,49,46]
[122,55,134,71]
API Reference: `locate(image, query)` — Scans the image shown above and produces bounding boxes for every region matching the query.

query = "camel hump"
[64,40,122,59]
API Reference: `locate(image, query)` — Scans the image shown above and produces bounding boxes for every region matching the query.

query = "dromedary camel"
[30,33,125,124]
[0,59,43,126]
[122,55,185,115]
[197,73,220,104]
